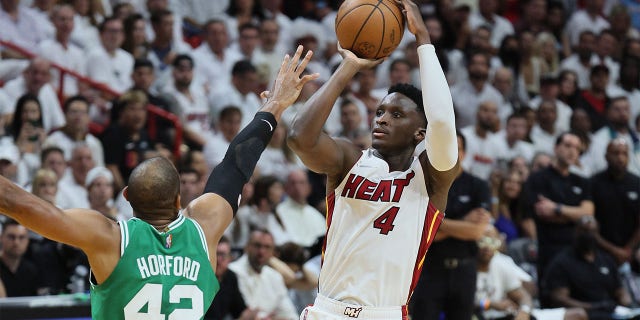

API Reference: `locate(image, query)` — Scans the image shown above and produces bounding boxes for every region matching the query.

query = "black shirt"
[591,170,640,247]
[204,269,247,320]
[426,171,491,261]
[100,124,154,183]
[0,258,42,297]
[520,166,592,247]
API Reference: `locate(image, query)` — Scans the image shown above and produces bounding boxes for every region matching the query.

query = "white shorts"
[300,294,408,320]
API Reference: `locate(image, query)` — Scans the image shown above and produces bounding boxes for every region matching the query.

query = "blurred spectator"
[573,65,611,132]
[529,75,572,133]
[608,5,640,44]
[545,2,570,58]
[205,236,255,320]
[111,2,134,21]
[224,0,265,43]
[544,217,632,319]
[256,124,302,182]
[565,0,610,47]
[593,30,620,87]
[520,132,594,304]
[69,0,101,50]
[193,20,242,92]
[86,166,119,220]
[469,0,514,49]
[519,30,549,97]
[31,168,58,205]
[203,106,242,169]
[228,229,298,320]
[411,133,492,320]
[335,99,365,139]
[537,32,561,76]
[372,58,414,99]
[461,100,504,180]
[452,52,502,128]
[231,23,261,61]
[241,175,289,245]
[40,146,66,181]
[492,67,522,117]
[178,167,201,209]
[7,94,47,185]
[57,143,95,209]
[0,219,44,297]
[531,100,561,155]
[121,13,149,59]
[260,0,292,42]
[37,4,86,97]
[476,225,587,320]
[494,169,526,243]
[147,9,190,88]
[612,57,640,128]
[275,169,325,248]
[497,112,536,163]
[43,95,104,167]
[273,242,319,312]
[1,58,65,132]
[209,60,262,129]
[558,70,581,108]
[29,0,56,38]
[163,54,212,149]
[253,18,287,86]
[351,67,383,128]
[100,90,155,191]
[85,16,134,93]
[591,139,640,266]
[0,0,49,56]
[561,31,596,89]
[173,0,229,29]
[585,97,640,175]
[531,152,552,173]
[514,0,547,35]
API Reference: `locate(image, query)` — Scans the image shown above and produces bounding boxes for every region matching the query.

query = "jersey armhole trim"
[190,218,210,259]
[119,220,129,257]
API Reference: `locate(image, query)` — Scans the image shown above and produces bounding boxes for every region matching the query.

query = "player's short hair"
[127,157,180,215]
[388,83,427,127]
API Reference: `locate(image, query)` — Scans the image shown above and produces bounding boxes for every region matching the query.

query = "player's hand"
[263,45,320,109]
[395,0,430,45]
[337,42,384,70]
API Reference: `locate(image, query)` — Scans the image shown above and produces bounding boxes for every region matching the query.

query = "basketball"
[335,0,405,59]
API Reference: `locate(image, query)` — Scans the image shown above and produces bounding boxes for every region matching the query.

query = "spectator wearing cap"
[56,143,95,209]
[561,31,597,90]
[209,60,262,129]
[192,19,243,91]
[85,16,134,93]
[573,65,612,132]
[43,96,105,167]
[86,166,120,220]
[162,54,212,150]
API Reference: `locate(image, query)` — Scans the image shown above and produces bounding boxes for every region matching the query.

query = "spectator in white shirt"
[56,143,95,209]
[43,95,104,167]
[0,58,65,132]
[529,75,572,133]
[203,106,242,170]
[462,100,505,180]
[565,0,610,46]
[147,9,190,90]
[253,18,287,87]
[275,170,326,248]
[452,52,503,128]
[85,166,121,221]
[40,146,67,181]
[85,17,134,93]
[592,30,620,87]
[560,31,596,89]
[231,23,261,61]
[209,60,262,129]
[613,57,640,128]
[469,0,515,49]
[229,229,298,320]
[162,54,212,149]
[0,0,49,57]
[531,100,561,155]
[172,0,229,28]
[37,4,86,97]
[192,19,243,92]
[497,113,536,163]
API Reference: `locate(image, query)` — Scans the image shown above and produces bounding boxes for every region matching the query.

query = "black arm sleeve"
[203,111,277,214]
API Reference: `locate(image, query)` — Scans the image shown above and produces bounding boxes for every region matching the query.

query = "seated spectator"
[86,166,119,220]
[0,219,45,297]
[178,167,201,209]
[253,19,287,87]
[461,100,504,180]
[121,13,149,60]
[85,16,134,93]
[209,60,262,129]
[496,113,536,163]
[0,58,65,132]
[0,141,20,183]
[493,170,526,243]
[100,90,158,191]
[531,100,561,155]
[0,0,49,56]
[272,242,319,313]
[544,216,633,320]
[69,0,102,50]
[192,20,242,91]
[256,123,302,182]
[39,146,66,181]
[8,94,48,186]
[203,106,242,169]
[476,225,587,320]
[147,9,190,89]
[43,95,104,167]
[335,99,366,140]
[228,229,298,320]
[56,143,95,209]
[37,4,86,97]
[560,31,596,90]
[275,170,325,248]
[529,75,572,133]
[573,65,611,132]
[205,236,256,320]
[31,168,58,206]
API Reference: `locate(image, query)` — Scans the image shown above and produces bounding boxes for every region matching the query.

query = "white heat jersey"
[319,149,443,307]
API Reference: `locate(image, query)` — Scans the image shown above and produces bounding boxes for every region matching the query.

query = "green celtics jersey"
[90,214,219,320]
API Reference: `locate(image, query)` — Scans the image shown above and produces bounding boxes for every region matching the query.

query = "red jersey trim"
[407,201,443,303]
[321,191,336,265]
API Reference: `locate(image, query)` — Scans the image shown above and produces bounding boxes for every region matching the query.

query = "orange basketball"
[335,0,405,59]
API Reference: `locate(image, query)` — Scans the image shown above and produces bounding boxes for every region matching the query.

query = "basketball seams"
[335,3,377,32]
[378,0,403,31]
[373,6,385,58]
[348,3,382,52]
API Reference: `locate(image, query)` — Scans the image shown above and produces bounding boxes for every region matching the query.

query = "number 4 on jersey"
[373,207,399,235]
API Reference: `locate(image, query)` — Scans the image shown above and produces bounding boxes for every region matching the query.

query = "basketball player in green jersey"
[0,46,318,320]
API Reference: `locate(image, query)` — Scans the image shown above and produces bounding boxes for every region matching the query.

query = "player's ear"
[122,186,129,201]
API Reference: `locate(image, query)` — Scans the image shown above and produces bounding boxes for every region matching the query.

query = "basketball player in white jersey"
[287,1,459,319]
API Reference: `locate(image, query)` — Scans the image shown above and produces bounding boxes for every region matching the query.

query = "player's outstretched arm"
[401,0,457,172]
[0,177,120,278]
[186,46,318,242]
[288,45,382,179]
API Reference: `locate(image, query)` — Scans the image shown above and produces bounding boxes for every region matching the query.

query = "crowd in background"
[1,0,640,319]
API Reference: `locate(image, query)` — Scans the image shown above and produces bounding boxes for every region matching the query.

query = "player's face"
[372,93,423,152]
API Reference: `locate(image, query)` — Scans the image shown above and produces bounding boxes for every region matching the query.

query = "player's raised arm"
[0,177,119,255]
[401,0,457,172]
[288,45,382,179]
[186,46,319,240]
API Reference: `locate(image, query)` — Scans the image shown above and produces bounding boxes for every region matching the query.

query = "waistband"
[312,294,408,319]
